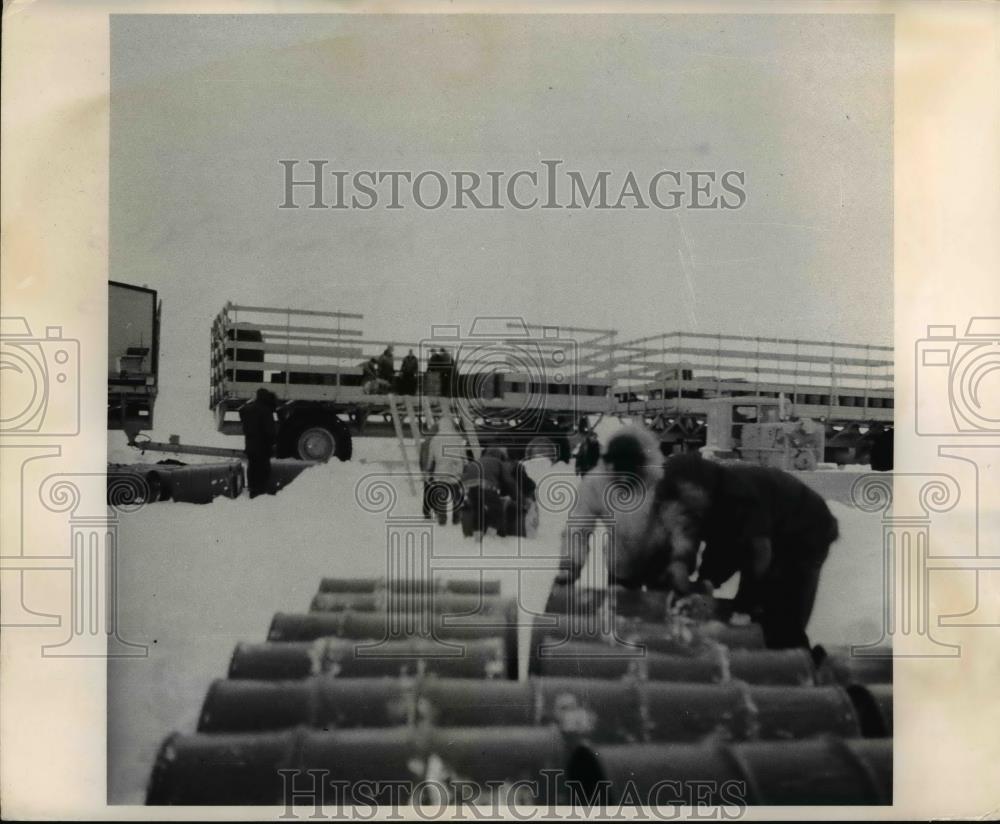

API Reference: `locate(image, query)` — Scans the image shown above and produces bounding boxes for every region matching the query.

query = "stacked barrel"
[146,579,892,806]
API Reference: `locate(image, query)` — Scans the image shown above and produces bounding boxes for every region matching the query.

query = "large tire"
[289,418,352,463]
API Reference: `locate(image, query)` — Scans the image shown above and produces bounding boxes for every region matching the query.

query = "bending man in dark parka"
[651,453,839,649]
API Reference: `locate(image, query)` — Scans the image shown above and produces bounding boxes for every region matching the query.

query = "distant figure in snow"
[425,349,444,397]
[239,387,278,498]
[438,348,455,398]
[574,418,601,476]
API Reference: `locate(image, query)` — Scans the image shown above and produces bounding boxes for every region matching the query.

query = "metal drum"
[146,730,299,805]
[531,640,644,680]
[813,645,892,686]
[423,726,566,804]
[727,736,891,804]
[316,577,501,595]
[322,637,509,680]
[846,683,893,737]
[535,678,644,743]
[309,592,382,612]
[198,677,413,732]
[298,728,421,804]
[745,685,861,740]
[227,641,321,680]
[641,649,728,684]
[565,741,747,806]
[641,681,755,742]
[317,578,384,594]
[727,648,816,686]
[416,678,536,727]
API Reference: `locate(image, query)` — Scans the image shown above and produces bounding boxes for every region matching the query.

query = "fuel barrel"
[695,620,766,649]
[317,577,501,595]
[297,727,421,804]
[641,649,728,684]
[197,677,414,732]
[727,648,816,686]
[309,592,381,612]
[228,641,321,679]
[814,645,893,686]
[841,737,893,802]
[565,741,747,807]
[416,678,536,727]
[640,681,755,742]
[727,736,891,804]
[423,726,566,804]
[846,683,893,737]
[228,637,508,679]
[146,729,298,805]
[439,579,502,596]
[543,584,607,615]
[322,636,509,679]
[317,578,384,594]
[308,591,508,615]
[567,737,891,806]
[530,640,644,679]
[535,678,644,743]
[334,607,519,679]
[745,685,861,740]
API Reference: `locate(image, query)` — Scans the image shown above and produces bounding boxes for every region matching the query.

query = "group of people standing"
[420,416,538,539]
[361,346,420,395]
[360,346,456,397]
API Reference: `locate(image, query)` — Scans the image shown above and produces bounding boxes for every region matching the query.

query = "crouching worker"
[239,387,278,499]
[461,447,516,538]
[652,453,839,649]
[555,426,665,589]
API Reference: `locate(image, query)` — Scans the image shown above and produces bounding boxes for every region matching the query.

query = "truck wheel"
[296,425,337,462]
[294,422,352,462]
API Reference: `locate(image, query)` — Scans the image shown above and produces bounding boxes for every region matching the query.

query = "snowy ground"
[107,436,887,804]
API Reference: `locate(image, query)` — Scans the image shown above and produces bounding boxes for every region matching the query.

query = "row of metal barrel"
[107,458,313,505]
[147,576,892,806]
[148,725,890,806]
[198,673,891,741]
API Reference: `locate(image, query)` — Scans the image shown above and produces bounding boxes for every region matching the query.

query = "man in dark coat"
[239,388,278,498]
[438,348,455,398]
[400,349,419,395]
[651,453,839,649]
[377,346,395,387]
[869,426,894,472]
[575,427,601,476]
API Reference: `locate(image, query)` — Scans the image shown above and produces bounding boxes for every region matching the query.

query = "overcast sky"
[110,13,892,442]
